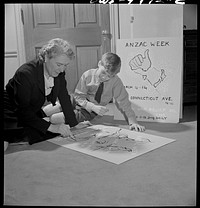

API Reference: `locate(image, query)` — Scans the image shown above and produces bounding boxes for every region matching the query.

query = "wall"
[119,5,183,38]
[110,4,197,52]
[183,4,197,30]
[5,4,19,86]
[4,4,25,87]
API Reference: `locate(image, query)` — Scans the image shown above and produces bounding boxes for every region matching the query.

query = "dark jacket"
[5,59,78,144]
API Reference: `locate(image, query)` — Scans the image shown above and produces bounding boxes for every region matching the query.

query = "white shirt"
[44,75,54,96]
[74,68,135,118]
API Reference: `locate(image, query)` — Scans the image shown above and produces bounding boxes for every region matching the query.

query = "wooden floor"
[4,105,197,206]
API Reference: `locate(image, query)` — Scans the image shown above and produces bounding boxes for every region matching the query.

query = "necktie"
[95,82,104,103]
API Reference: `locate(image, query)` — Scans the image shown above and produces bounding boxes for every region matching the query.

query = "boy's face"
[98,64,121,82]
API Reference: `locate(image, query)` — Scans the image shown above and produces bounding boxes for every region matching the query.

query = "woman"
[4,38,85,148]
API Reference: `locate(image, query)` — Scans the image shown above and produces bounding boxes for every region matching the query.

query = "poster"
[48,125,175,165]
[116,37,183,123]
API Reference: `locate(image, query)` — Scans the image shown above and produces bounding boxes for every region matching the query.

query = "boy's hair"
[100,52,121,73]
[38,38,75,62]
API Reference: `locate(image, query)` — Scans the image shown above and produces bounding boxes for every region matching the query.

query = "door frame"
[109,4,119,53]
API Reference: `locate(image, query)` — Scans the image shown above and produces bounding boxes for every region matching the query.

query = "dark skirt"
[4,90,59,145]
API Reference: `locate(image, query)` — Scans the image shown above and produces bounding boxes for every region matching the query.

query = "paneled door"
[22,4,111,92]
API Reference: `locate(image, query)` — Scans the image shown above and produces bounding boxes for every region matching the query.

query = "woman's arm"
[57,73,78,127]
[12,69,51,134]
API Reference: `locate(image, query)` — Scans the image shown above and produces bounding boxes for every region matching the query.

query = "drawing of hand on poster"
[129,49,166,88]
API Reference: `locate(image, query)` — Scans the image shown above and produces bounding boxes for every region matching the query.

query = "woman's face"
[45,54,71,77]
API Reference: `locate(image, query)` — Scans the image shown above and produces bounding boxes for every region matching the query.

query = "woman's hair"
[38,38,75,62]
[99,52,121,74]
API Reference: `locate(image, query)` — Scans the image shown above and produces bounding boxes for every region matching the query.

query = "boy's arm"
[74,74,96,112]
[74,74,108,116]
[113,78,135,119]
[113,78,145,131]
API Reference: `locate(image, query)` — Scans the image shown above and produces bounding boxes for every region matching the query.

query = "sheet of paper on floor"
[48,125,175,164]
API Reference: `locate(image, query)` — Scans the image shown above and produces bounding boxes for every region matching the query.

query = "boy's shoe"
[4,141,9,151]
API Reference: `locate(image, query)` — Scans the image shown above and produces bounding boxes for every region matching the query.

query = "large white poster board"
[48,125,175,165]
[116,37,183,123]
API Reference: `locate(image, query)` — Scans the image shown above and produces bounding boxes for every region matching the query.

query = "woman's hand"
[73,121,93,130]
[48,123,75,139]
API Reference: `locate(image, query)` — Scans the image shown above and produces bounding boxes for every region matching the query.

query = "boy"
[44,52,145,132]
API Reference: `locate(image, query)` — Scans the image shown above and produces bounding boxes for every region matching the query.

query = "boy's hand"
[129,123,145,132]
[91,105,109,116]
[74,121,92,129]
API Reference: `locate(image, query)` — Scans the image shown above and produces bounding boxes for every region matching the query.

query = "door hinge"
[21,8,24,25]
[130,16,134,23]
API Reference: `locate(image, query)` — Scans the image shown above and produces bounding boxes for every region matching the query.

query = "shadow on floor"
[141,122,195,133]
[144,105,197,132]
[4,139,62,155]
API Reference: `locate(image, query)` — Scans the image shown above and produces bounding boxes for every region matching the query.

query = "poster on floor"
[116,37,183,123]
[48,125,175,165]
